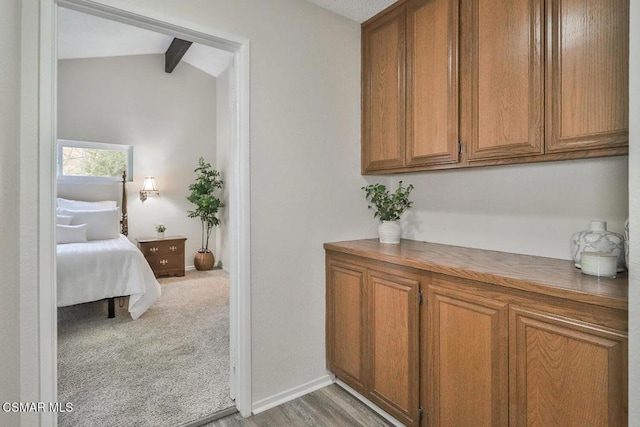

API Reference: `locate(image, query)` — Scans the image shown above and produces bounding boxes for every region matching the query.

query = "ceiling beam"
[165,38,193,73]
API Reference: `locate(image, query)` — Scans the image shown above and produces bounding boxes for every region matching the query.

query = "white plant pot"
[378,221,401,244]
[157,232,165,239]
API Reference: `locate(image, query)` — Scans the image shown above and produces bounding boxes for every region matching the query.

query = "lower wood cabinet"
[428,278,508,426]
[326,255,421,426]
[509,307,628,426]
[368,269,420,425]
[325,242,627,426]
[326,260,367,393]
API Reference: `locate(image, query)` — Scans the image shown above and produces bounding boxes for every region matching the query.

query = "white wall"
[628,0,639,423]
[399,157,628,260]
[57,54,218,266]
[0,0,22,424]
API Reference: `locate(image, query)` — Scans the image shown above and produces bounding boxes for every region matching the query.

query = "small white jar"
[580,252,618,278]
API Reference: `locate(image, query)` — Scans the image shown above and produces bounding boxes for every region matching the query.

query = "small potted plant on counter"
[187,157,224,270]
[363,181,414,244]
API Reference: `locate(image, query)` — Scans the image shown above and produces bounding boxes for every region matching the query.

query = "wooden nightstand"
[137,236,186,277]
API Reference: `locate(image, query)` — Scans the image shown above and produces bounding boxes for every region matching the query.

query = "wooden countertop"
[324,239,628,311]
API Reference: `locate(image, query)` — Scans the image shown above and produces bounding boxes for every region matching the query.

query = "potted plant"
[187,157,224,270]
[155,223,166,239]
[362,181,414,244]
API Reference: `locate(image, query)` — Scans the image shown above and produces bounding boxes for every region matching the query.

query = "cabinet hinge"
[418,290,423,305]
[419,406,424,422]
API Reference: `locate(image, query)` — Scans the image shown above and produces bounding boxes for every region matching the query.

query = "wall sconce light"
[140,176,159,202]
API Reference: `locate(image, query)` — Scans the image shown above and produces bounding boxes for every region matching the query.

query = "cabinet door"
[405,0,459,167]
[428,280,509,426]
[510,307,627,426]
[545,0,629,152]
[367,269,420,426]
[362,6,406,173]
[326,260,367,394]
[468,0,544,161]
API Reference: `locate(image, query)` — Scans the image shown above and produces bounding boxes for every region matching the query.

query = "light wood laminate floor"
[205,384,392,427]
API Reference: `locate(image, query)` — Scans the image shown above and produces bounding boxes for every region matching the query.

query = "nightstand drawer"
[139,240,184,256]
[146,255,184,275]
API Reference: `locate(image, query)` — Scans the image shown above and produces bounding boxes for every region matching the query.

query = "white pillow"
[56,224,88,244]
[58,208,120,241]
[57,198,117,211]
[56,215,73,225]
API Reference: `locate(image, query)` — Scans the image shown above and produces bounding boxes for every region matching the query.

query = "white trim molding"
[251,375,334,415]
[38,0,253,422]
[34,1,57,426]
[335,380,404,427]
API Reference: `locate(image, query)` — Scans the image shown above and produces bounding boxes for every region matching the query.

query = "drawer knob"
[160,259,168,266]
[150,247,159,253]
[169,245,178,252]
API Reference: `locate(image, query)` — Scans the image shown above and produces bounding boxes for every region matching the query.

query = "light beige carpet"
[57,269,234,427]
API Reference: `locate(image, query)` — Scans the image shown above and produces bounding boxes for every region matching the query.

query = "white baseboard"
[335,379,405,427]
[185,265,227,272]
[251,375,334,415]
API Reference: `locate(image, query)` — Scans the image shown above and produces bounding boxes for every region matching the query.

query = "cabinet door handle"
[160,259,168,265]
[169,245,178,252]
[150,247,159,253]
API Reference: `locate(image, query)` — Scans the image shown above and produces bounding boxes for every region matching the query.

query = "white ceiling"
[57,8,235,77]
[306,0,396,23]
[57,1,394,77]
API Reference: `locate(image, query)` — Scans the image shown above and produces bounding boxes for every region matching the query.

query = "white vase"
[571,220,624,271]
[378,221,401,244]
[157,231,165,239]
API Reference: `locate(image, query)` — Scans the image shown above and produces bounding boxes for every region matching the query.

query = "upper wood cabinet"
[362,6,406,172]
[545,0,629,153]
[406,0,459,167]
[467,0,544,161]
[361,0,629,173]
[362,0,458,173]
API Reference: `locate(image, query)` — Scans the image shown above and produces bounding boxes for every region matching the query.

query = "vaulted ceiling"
[57,1,395,77]
[57,8,235,77]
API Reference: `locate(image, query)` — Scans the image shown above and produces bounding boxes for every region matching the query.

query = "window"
[57,139,133,182]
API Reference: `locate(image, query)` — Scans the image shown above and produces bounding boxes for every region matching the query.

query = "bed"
[56,172,161,319]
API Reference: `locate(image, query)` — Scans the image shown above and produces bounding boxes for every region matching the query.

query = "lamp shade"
[140,176,159,202]
[141,176,159,192]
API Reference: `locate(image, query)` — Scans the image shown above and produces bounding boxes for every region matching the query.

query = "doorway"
[39,0,252,424]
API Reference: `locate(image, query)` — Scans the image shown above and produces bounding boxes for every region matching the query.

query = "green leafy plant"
[155,223,166,233]
[362,181,414,222]
[187,157,224,253]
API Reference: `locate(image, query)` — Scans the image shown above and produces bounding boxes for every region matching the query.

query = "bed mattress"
[57,234,161,319]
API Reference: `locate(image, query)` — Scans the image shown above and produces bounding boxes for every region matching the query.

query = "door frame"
[38,0,252,423]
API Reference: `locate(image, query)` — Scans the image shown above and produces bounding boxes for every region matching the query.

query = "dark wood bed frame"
[106,170,129,318]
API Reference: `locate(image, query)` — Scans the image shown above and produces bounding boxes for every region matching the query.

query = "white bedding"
[57,234,161,319]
